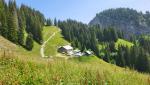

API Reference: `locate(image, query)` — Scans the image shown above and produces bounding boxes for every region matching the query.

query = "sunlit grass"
[115,39,134,49]
[0,56,149,85]
[44,26,69,57]
[0,27,150,85]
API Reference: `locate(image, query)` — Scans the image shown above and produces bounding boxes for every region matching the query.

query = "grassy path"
[40,29,60,58]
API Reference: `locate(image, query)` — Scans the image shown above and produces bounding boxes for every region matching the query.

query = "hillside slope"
[0,54,149,84]
[0,26,150,84]
[89,8,150,37]
[0,26,69,61]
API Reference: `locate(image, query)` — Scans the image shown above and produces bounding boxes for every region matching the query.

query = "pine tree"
[110,28,118,41]
[46,18,52,26]
[26,33,34,50]
[18,10,25,46]
[109,41,116,52]
[7,0,19,44]
[0,0,8,38]
[54,18,57,26]
[135,48,150,72]
[117,46,126,67]
[90,31,100,57]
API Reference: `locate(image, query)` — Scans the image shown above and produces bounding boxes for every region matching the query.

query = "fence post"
[3,50,5,57]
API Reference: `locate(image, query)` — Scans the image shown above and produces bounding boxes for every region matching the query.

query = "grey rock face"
[89,8,150,37]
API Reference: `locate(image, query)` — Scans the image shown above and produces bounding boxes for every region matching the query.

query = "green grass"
[43,26,69,57]
[115,39,134,49]
[0,26,69,61]
[71,56,98,62]
[13,26,68,57]
[0,56,149,85]
[0,27,150,84]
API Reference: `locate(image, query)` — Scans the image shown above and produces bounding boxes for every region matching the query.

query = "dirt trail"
[40,30,60,58]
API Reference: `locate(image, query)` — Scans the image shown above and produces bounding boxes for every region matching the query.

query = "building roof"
[62,45,73,50]
[74,49,80,53]
[86,51,92,55]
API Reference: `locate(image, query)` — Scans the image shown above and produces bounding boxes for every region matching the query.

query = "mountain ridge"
[89,8,150,37]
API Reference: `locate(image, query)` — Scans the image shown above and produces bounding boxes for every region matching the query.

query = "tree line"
[0,0,45,50]
[101,35,150,73]
[1,0,150,73]
[58,19,150,73]
[89,8,150,38]
[58,19,124,57]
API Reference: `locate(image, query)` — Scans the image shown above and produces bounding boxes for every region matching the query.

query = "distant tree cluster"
[102,36,150,73]
[58,20,100,56]
[58,20,125,57]
[58,19,150,73]
[90,8,150,37]
[1,0,150,73]
[0,0,45,50]
[46,18,53,26]
[90,25,124,42]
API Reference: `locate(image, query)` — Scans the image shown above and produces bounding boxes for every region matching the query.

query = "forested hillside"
[0,0,150,84]
[0,0,45,50]
[89,8,150,37]
[58,19,150,73]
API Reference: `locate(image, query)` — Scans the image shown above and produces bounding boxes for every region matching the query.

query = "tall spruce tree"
[0,0,8,38]
[7,0,19,44]
[17,9,25,46]
[46,18,52,26]
[54,18,57,26]
[26,33,33,51]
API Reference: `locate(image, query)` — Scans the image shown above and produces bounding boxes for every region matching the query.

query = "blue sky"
[11,0,150,23]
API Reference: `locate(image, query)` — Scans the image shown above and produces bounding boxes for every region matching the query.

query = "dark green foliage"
[0,0,8,38]
[135,48,150,72]
[17,9,25,46]
[139,36,150,53]
[7,0,19,44]
[58,19,100,57]
[54,18,57,26]
[98,34,150,73]
[0,0,45,49]
[103,51,111,62]
[1,0,150,74]
[20,5,44,44]
[46,18,53,26]
[109,42,116,52]
[113,45,150,73]
[26,33,34,51]
[90,8,150,37]
[90,25,122,42]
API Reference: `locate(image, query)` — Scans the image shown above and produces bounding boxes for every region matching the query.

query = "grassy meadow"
[43,26,69,57]
[0,55,150,85]
[115,39,134,49]
[0,26,150,85]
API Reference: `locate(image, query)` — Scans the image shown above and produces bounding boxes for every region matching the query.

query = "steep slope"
[0,54,150,84]
[0,26,69,61]
[0,26,150,84]
[89,8,150,37]
[0,36,17,50]
[115,39,134,49]
[42,26,69,58]
[0,36,17,57]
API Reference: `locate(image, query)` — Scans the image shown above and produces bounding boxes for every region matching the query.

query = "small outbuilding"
[73,49,84,57]
[58,45,93,57]
[58,45,73,55]
[85,51,92,56]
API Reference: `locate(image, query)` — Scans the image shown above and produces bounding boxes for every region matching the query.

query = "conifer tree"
[7,0,19,44]
[46,19,52,26]
[18,10,25,46]
[0,0,8,38]
[54,18,57,26]
[26,33,33,51]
